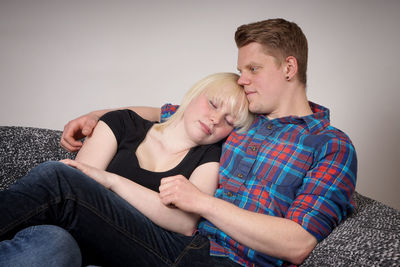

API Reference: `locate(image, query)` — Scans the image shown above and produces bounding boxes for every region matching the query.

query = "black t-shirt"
[100,110,222,192]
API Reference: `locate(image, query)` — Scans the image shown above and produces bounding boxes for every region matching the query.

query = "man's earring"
[286,76,290,81]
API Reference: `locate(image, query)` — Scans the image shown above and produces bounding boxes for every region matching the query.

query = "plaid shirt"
[161,102,357,266]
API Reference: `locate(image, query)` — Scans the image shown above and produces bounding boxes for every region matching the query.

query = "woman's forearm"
[109,173,199,236]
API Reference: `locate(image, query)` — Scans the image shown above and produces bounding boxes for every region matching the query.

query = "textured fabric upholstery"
[1,126,399,266]
[301,191,399,266]
[0,126,75,190]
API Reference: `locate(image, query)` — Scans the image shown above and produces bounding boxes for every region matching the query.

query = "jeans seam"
[172,235,209,266]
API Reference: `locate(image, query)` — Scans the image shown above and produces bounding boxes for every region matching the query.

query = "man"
[61,18,357,266]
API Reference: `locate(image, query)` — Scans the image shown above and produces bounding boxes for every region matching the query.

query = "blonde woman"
[0,73,253,266]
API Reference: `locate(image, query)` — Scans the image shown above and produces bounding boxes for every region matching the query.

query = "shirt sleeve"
[99,110,128,144]
[178,142,222,180]
[286,133,357,242]
[199,142,223,165]
[160,103,179,123]
[100,109,149,145]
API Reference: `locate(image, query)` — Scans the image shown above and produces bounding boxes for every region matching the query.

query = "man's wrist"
[196,193,217,218]
[88,109,109,121]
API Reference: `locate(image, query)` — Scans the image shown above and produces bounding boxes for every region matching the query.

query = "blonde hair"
[154,72,253,133]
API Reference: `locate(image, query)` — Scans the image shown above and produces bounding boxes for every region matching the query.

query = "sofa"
[1,125,399,266]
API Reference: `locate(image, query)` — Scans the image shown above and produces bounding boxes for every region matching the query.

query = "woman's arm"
[62,159,220,236]
[74,120,118,170]
[109,161,219,235]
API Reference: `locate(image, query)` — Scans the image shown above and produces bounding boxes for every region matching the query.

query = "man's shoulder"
[319,125,354,146]
[306,124,357,161]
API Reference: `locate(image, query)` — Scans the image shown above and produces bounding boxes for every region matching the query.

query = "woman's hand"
[60,159,115,189]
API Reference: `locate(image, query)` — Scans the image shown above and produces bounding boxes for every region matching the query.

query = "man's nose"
[237,74,250,86]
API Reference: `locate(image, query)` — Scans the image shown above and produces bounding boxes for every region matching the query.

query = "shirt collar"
[256,102,331,133]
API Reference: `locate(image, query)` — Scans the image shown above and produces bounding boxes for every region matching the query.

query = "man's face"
[237,42,286,117]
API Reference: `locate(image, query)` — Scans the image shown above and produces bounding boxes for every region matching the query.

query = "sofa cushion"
[301,191,400,266]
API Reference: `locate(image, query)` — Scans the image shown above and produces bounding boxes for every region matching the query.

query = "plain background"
[1,0,399,210]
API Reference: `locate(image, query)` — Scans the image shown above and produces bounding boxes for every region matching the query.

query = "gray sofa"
[1,126,399,266]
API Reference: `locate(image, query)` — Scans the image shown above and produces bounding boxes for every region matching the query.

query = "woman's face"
[183,92,237,145]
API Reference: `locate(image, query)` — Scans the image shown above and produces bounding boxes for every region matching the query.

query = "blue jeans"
[0,161,240,266]
[0,224,81,267]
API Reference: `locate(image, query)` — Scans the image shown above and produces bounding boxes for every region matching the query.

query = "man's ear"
[284,56,298,81]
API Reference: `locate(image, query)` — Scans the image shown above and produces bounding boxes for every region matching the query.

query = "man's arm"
[159,177,317,264]
[201,195,317,264]
[159,134,357,264]
[60,106,161,152]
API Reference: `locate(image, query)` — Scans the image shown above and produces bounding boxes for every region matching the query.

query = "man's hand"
[60,112,100,152]
[159,175,207,213]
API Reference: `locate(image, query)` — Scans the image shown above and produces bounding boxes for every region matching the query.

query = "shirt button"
[249,145,257,151]
[226,191,233,197]
[237,173,244,178]
[267,124,273,130]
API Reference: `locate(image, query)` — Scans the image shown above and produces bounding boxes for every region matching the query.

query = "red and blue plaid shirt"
[161,102,357,266]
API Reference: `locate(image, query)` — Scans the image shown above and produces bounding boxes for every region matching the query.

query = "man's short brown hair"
[235,18,308,85]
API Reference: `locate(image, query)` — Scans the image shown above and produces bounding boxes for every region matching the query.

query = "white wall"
[1,0,399,210]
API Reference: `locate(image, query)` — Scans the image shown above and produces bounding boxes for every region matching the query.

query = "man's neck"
[267,84,312,119]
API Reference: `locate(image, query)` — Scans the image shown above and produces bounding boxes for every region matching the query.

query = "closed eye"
[209,100,217,109]
[225,119,234,127]
[225,115,235,127]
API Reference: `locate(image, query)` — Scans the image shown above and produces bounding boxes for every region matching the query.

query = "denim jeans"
[0,161,240,266]
[0,224,81,267]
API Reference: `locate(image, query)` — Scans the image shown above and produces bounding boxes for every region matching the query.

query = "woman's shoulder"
[191,140,223,164]
[100,109,154,142]
[101,109,152,126]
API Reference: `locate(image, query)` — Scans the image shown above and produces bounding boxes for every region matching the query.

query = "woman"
[0,72,253,266]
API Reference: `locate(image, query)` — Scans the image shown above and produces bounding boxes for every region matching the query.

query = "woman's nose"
[211,112,222,125]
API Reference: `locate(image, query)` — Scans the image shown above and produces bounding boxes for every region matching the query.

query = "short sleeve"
[198,142,222,165]
[177,141,222,179]
[100,110,150,145]
[99,110,127,144]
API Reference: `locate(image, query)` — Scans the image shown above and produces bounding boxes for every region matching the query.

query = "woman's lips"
[199,121,212,135]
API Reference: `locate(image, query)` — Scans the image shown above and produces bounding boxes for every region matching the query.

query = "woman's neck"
[151,120,195,154]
